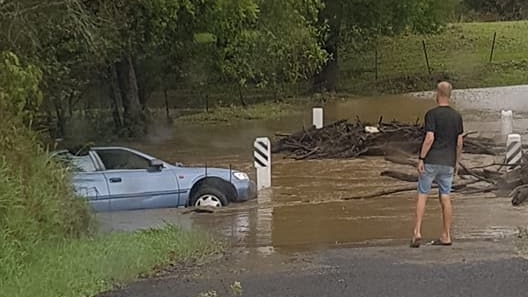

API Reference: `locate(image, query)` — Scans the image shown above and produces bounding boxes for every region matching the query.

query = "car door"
[53,151,111,212]
[93,148,181,211]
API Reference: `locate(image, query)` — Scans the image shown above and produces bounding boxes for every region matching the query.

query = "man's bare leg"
[439,194,452,243]
[412,193,429,240]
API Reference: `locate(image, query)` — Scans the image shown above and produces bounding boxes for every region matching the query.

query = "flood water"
[96,85,528,253]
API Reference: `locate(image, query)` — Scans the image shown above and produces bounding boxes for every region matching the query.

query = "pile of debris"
[272,119,501,160]
[272,119,527,206]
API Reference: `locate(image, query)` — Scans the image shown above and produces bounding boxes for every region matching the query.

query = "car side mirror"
[149,159,164,171]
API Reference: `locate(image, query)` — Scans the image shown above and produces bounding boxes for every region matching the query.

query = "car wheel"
[190,186,229,207]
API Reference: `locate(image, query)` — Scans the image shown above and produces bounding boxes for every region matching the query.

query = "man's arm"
[417,132,434,174]
[419,132,435,160]
[456,134,464,166]
[456,115,464,174]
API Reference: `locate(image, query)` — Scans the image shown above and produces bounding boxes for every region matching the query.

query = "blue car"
[51,146,257,212]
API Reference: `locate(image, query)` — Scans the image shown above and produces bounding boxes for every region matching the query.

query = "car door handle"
[109,177,122,183]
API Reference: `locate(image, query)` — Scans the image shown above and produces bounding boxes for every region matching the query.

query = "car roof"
[91,146,130,150]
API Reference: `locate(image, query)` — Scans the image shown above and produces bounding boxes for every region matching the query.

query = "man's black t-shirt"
[422,106,464,167]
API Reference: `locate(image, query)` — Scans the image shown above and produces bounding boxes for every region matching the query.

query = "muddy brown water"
[96,85,528,253]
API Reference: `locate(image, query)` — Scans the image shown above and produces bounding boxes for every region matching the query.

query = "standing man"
[410,81,464,248]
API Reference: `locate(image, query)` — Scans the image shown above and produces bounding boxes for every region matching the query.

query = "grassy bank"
[340,21,528,94]
[1,226,222,297]
[174,99,311,123]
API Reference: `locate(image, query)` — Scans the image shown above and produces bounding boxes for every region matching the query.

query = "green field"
[340,21,528,94]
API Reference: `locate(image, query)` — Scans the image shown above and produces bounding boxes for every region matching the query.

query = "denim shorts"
[417,163,454,195]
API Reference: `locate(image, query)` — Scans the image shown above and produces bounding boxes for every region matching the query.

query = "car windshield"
[52,151,96,172]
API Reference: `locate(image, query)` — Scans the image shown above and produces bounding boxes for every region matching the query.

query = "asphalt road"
[101,240,528,297]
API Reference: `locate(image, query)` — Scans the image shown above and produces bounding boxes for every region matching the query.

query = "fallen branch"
[341,180,480,200]
[458,162,495,184]
[381,170,417,182]
[462,131,478,137]
[510,184,528,206]
[384,155,417,167]
[459,185,498,195]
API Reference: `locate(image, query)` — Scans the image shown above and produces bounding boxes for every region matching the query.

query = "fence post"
[254,137,271,191]
[489,32,497,63]
[506,134,522,172]
[422,40,432,75]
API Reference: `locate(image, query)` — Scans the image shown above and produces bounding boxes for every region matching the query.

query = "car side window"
[96,149,151,170]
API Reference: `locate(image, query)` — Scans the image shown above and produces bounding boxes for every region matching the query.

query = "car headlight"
[233,172,249,180]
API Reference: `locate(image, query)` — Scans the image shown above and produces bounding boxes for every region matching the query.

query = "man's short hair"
[437,81,452,99]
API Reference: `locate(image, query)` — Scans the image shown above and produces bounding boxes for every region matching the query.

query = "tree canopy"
[0,0,458,138]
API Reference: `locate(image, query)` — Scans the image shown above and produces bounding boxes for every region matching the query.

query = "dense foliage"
[0,0,458,138]
[462,0,528,20]
[0,51,91,279]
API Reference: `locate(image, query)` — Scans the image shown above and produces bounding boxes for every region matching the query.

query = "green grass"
[1,225,223,297]
[340,21,528,94]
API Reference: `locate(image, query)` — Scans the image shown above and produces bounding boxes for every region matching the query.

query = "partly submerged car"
[51,146,257,212]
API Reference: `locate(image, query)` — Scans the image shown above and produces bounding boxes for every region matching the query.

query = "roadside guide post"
[254,137,271,191]
[501,110,513,138]
[313,107,323,129]
[506,133,522,172]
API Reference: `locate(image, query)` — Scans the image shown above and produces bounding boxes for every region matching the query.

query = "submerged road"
[101,239,528,297]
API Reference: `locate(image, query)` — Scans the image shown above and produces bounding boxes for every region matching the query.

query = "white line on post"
[254,137,271,191]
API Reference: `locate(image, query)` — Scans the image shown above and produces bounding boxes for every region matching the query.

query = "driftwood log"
[273,119,528,206]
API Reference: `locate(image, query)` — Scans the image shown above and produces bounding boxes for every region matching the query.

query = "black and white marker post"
[501,109,523,171]
[254,137,271,191]
[506,133,522,172]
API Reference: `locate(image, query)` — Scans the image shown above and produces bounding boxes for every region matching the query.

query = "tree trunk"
[313,1,342,93]
[109,65,123,129]
[68,94,74,118]
[133,56,148,110]
[54,99,66,138]
[238,83,247,108]
[115,55,146,136]
[204,93,209,113]
[164,87,171,124]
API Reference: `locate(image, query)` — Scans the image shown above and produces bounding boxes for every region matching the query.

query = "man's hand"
[417,160,425,175]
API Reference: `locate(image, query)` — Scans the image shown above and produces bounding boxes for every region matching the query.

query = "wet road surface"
[100,240,528,297]
[96,85,528,253]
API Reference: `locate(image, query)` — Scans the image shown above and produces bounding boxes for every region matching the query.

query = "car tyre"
[190,186,229,208]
